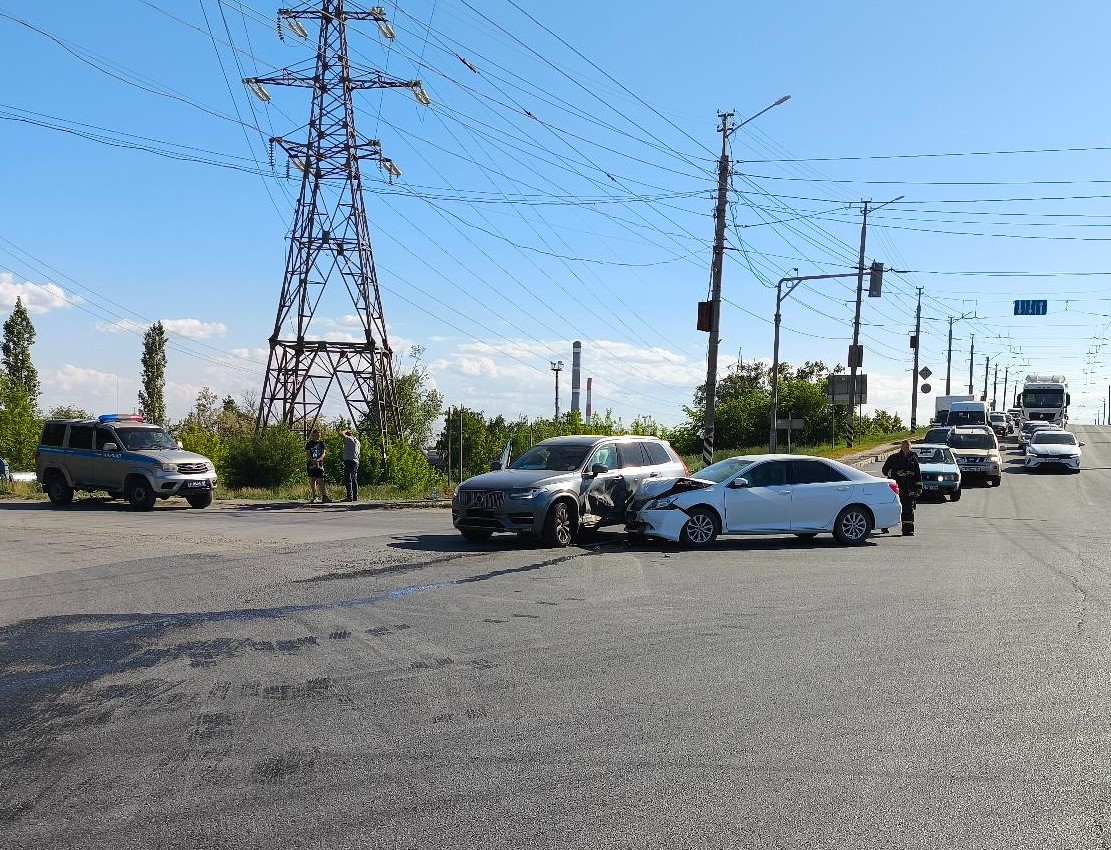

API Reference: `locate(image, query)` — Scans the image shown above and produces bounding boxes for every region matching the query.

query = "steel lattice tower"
[247,2,424,468]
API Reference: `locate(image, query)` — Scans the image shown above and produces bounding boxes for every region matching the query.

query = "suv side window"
[617,442,650,468]
[40,422,66,447]
[95,427,116,450]
[587,444,618,471]
[643,442,671,465]
[790,459,847,484]
[68,425,94,451]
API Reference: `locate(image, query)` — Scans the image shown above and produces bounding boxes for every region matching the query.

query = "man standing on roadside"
[306,428,331,504]
[341,428,361,502]
[882,440,922,536]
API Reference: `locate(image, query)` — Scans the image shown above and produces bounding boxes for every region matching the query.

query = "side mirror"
[586,463,609,477]
[729,477,749,489]
[1079,442,1086,447]
[489,460,504,471]
[102,443,118,452]
[177,441,184,449]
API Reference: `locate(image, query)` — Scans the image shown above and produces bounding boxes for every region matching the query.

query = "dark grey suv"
[452,435,687,547]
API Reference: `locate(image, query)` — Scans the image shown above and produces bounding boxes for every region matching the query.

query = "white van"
[946,400,989,427]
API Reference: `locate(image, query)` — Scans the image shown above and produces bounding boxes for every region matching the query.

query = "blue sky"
[3,1,1111,430]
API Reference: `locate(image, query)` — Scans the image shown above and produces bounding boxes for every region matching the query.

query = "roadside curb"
[217,498,451,511]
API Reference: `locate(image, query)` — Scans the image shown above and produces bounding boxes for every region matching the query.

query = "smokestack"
[585,377,592,423]
[571,341,582,415]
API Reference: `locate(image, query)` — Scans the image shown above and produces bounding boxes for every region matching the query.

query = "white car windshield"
[694,457,758,483]
[510,444,590,471]
[115,427,178,451]
[1032,433,1077,445]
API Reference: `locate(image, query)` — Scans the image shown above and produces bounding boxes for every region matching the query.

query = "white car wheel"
[679,507,719,548]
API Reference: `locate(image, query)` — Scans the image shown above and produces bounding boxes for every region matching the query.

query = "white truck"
[1020,374,1069,425]
[934,394,974,424]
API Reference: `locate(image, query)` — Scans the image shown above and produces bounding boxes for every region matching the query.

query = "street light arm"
[728,95,791,136]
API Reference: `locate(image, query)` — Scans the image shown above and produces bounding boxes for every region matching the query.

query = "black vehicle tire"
[45,474,74,506]
[833,505,872,546]
[460,528,493,543]
[679,506,720,549]
[794,532,818,540]
[186,492,213,509]
[541,500,576,548]
[989,476,1002,487]
[125,476,157,511]
[949,488,962,502]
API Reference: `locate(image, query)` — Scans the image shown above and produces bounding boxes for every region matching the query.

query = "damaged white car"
[625,454,902,547]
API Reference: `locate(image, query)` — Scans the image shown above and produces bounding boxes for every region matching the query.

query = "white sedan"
[626,454,902,547]
[1024,430,1083,473]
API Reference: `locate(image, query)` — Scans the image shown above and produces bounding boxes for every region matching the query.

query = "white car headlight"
[645,495,680,510]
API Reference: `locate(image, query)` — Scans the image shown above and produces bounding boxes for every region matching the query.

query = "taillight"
[888,481,900,496]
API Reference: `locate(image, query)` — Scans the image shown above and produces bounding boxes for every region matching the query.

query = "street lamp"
[701,94,791,467]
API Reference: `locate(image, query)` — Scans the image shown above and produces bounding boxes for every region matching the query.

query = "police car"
[35,414,218,510]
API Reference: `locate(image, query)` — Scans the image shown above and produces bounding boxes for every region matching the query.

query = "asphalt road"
[2,426,1111,848]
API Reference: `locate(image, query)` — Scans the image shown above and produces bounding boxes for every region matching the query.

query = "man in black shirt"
[305,428,332,504]
[881,440,922,536]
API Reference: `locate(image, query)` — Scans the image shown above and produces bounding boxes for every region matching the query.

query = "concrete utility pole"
[992,364,999,410]
[550,360,563,420]
[1002,366,1010,412]
[910,288,923,430]
[945,312,976,396]
[983,355,990,402]
[700,111,732,468]
[699,96,790,467]
[846,195,903,447]
[968,335,976,395]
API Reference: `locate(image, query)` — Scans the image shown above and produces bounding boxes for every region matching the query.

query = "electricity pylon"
[246,1,429,471]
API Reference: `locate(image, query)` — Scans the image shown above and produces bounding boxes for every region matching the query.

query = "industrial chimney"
[585,377,592,423]
[571,341,582,415]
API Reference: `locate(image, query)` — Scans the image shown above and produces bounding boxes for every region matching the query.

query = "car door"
[788,459,852,530]
[580,442,624,521]
[723,460,791,533]
[91,426,124,490]
[64,424,95,486]
[614,441,655,513]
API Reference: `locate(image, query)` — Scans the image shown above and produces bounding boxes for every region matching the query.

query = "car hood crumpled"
[632,476,713,502]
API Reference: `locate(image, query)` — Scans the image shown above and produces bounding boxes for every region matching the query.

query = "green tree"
[0,376,41,468]
[47,404,91,420]
[2,297,40,404]
[393,346,444,447]
[138,321,167,426]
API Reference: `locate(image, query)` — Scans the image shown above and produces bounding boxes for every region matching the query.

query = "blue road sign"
[1014,299,1048,316]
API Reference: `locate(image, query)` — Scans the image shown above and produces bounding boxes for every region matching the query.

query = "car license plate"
[923,483,938,489]
[186,481,210,489]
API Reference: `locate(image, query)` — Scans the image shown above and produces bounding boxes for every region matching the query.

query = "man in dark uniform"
[882,440,922,536]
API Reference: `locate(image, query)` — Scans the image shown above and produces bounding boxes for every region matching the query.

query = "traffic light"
[868,261,884,297]
[697,300,713,332]
[847,344,864,368]
[910,334,918,350]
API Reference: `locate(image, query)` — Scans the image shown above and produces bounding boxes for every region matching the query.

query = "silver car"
[452,435,687,547]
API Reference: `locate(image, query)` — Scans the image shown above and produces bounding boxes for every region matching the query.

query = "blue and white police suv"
[35,414,218,510]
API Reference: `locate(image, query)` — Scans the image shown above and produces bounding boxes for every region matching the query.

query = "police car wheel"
[46,474,74,506]
[126,477,157,511]
[186,492,213,509]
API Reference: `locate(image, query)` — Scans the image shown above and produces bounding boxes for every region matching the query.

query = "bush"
[387,440,439,492]
[178,423,229,480]
[224,424,306,489]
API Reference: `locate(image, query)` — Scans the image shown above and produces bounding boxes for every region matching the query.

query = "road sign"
[918,366,932,380]
[775,418,805,430]
[827,374,867,406]
[1014,299,1048,316]
[847,344,864,368]
[921,383,932,394]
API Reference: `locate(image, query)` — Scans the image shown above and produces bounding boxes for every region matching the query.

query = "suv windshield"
[949,433,996,449]
[510,444,590,472]
[912,447,955,464]
[115,427,178,451]
[1032,433,1077,445]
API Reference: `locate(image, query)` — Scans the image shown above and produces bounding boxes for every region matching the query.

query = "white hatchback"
[626,454,902,547]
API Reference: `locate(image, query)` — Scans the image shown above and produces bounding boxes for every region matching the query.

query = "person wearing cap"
[341,428,361,502]
[881,439,922,535]
[305,428,331,504]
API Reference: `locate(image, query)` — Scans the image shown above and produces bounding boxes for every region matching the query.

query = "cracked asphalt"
[2,425,1111,848]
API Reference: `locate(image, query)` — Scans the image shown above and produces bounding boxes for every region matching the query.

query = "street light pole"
[968,335,975,395]
[945,312,976,395]
[701,96,790,468]
[910,287,923,430]
[550,360,563,420]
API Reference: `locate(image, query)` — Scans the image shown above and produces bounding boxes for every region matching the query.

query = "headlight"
[645,495,680,510]
[507,487,543,500]
[159,462,177,473]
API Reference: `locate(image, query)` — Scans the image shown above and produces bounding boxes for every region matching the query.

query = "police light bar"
[98,414,145,423]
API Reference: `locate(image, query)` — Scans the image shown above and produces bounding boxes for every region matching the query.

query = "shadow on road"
[0,499,191,512]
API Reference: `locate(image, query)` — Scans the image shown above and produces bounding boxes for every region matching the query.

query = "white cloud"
[51,364,122,394]
[96,318,146,335]
[162,318,228,340]
[0,273,75,315]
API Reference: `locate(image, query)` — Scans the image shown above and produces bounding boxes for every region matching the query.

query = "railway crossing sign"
[1014,300,1048,316]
